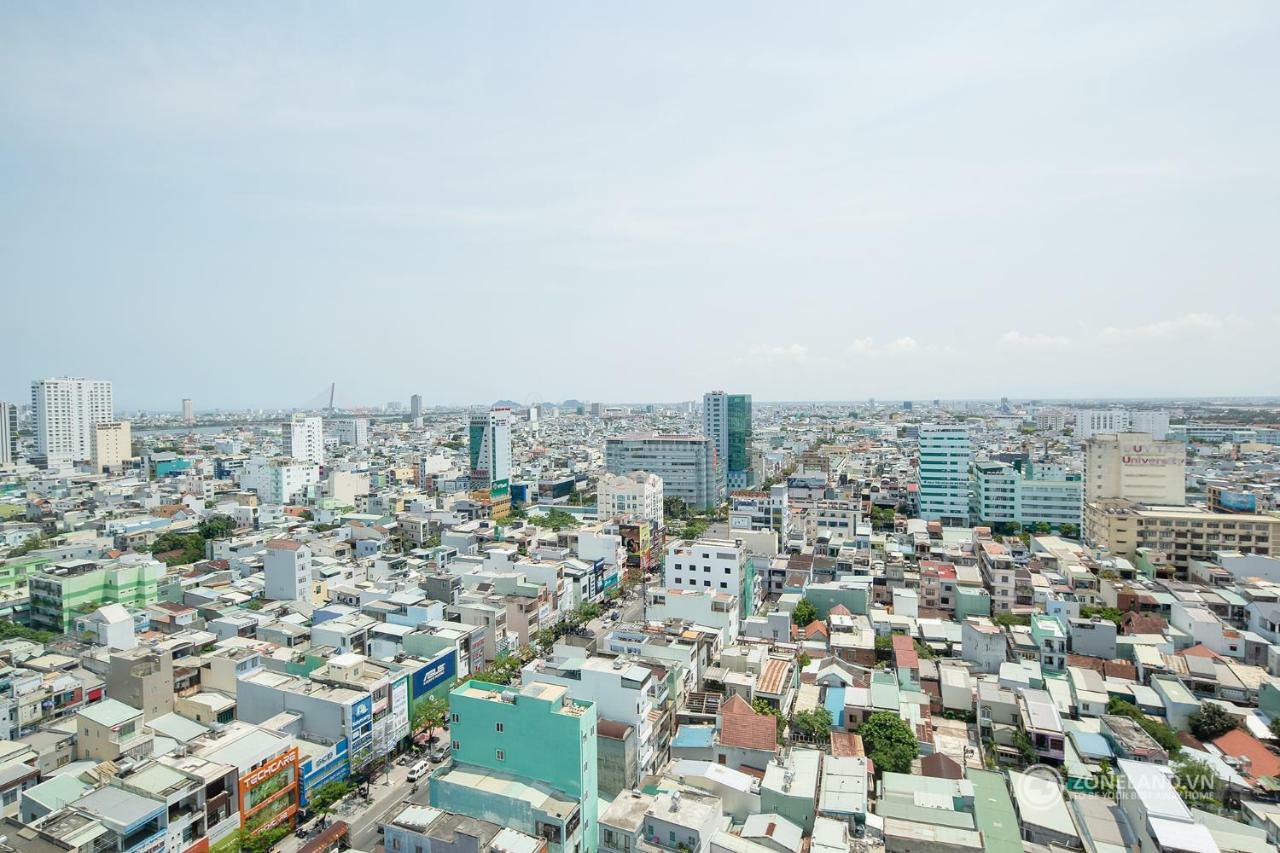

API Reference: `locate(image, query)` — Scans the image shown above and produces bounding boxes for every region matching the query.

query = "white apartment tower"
[0,402,16,465]
[468,408,512,497]
[917,423,973,526]
[333,418,369,447]
[264,539,312,601]
[1074,409,1169,440]
[181,398,195,423]
[282,414,324,465]
[1085,432,1186,505]
[31,377,114,467]
[598,470,664,525]
[91,421,132,474]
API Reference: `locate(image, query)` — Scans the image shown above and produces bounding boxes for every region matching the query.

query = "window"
[496,749,505,761]
[452,740,459,750]
[495,722,504,732]
[450,713,459,723]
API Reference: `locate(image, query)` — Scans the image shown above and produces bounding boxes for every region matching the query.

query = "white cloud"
[1001,330,1072,347]
[747,343,809,363]
[1101,313,1242,340]
[849,336,918,358]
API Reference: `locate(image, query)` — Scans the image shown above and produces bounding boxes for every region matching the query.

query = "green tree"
[1079,606,1126,625]
[1270,717,1280,741]
[307,779,353,815]
[148,531,206,566]
[791,598,818,626]
[857,712,919,775]
[1173,756,1221,812]
[412,696,448,734]
[1012,729,1036,764]
[537,509,581,531]
[1058,523,1080,539]
[1189,703,1237,742]
[7,532,48,556]
[1107,698,1181,755]
[1093,759,1117,798]
[913,639,936,659]
[792,708,833,741]
[198,514,236,539]
[663,496,688,520]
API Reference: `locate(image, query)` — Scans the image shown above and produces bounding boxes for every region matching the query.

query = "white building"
[283,414,324,464]
[645,587,740,645]
[31,377,114,467]
[665,538,753,616]
[1074,409,1169,440]
[522,654,661,776]
[606,433,721,510]
[917,423,972,526]
[240,456,320,504]
[1085,432,1185,505]
[598,470,664,525]
[91,421,132,474]
[0,401,17,465]
[333,417,369,447]
[264,539,311,601]
[729,484,790,544]
[962,617,1006,674]
[971,460,1082,528]
[181,398,195,423]
[468,408,512,495]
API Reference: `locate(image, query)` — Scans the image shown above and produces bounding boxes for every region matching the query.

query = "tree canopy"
[791,598,818,626]
[1189,703,1237,742]
[858,711,919,775]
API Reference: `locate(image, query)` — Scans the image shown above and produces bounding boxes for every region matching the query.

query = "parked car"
[429,743,451,763]
[407,760,431,782]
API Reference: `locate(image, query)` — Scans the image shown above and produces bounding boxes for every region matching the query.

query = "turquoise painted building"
[954,586,991,620]
[804,581,870,618]
[432,679,598,853]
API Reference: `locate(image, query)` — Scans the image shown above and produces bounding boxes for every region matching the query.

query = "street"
[275,758,433,853]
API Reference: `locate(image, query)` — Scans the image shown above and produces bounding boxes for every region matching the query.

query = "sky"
[3,2,1279,411]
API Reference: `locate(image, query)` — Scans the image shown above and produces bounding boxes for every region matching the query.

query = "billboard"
[1219,491,1258,513]
[411,650,457,705]
[238,747,299,833]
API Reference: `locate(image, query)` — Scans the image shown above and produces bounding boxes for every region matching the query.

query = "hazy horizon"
[4,3,1279,409]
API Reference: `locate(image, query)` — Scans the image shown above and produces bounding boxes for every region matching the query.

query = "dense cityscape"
[1,385,1280,853]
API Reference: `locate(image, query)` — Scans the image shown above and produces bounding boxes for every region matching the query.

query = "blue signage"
[350,695,373,730]
[412,651,457,701]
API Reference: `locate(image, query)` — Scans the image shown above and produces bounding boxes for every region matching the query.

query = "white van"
[407,760,430,782]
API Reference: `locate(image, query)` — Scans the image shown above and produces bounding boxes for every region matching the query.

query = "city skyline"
[5,3,1280,407]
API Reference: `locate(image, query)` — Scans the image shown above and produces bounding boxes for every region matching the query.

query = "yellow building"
[1084,498,1280,578]
[91,420,132,474]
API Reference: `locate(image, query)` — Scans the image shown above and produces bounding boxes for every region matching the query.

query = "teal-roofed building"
[805,581,870,617]
[955,586,991,620]
[1030,614,1067,672]
[966,768,1022,853]
[432,679,598,853]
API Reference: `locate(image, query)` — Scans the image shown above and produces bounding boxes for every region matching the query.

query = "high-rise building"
[433,680,598,853]
[916,423,973,526]
[181,398,195,423]
[0,401,16,465]
[597,470,664,525]
[264,539,312,601]
[468,408,512,499]
[31,377,114,467]
[91,421,132,474]
[970,460,1082,529]
[333,417,369,447]
[1074,409,1170,440]
[1085,432,1185,505]
[410,394,423,427]
[282,414,324,465]
[605,433,721,510]
[703,391,753,489]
